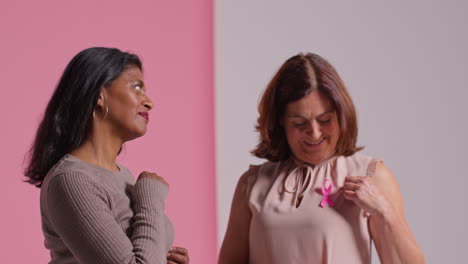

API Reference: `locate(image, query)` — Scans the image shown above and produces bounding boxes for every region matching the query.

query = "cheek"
[119,97,140,115]
[285,127,303,144]
[322,126,334,136]
[126,95,140,109]
[328,123,340,140]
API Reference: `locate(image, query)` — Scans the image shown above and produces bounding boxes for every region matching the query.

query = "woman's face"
[283,90,340,164]
[102,66,153,141]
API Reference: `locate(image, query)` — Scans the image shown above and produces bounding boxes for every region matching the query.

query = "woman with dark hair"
[25,47,189,264]
[219,53,424,263]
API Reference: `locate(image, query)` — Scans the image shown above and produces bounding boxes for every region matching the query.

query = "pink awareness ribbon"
[320,179,334,208]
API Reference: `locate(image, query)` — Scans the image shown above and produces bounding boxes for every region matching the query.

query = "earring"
[92,105,108,120]
[103,105,109,120]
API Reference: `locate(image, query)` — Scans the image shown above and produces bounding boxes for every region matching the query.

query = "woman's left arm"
[343,162,425,264]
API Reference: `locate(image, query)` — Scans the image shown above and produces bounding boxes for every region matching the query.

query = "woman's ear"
[96,89,106,108]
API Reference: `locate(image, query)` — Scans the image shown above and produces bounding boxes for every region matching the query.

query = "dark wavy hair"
[252,53,363,161]
[24,47,142,187]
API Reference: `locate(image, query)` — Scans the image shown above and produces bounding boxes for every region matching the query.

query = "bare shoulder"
[237,169,250,186]
[237,163,263,186]
[374,161,405,213]
[374,161,398,188]
[374,161,394,180]
[234,165,258,199]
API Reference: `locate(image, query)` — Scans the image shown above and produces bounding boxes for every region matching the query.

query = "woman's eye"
[318,119,331,124]
[293,122,306,127]
[134,85,142,92]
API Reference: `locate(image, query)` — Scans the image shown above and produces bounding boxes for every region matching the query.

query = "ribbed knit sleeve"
[46,172,169,264]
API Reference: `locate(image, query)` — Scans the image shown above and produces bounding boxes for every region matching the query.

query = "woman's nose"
[144,96,153,110]
[306,121,322,139]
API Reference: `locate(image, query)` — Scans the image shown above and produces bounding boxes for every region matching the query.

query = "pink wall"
[0,1,216,263]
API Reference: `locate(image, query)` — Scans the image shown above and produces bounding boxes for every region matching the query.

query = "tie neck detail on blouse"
[283,154,338,208]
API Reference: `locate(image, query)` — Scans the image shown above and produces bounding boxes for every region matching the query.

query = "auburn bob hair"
[252,53,363,161]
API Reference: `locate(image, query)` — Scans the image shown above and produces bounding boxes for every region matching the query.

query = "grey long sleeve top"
[40,154,174,264]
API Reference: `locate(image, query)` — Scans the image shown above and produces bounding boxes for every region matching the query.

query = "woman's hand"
[167,246,190,264]
[342,175,393,217]
[344,163,425,263]
[137,171,169,187]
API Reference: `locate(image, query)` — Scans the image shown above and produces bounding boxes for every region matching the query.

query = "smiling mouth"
[304,138,325,146]
[138,112,149,120]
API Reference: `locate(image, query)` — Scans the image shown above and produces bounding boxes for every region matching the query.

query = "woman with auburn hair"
[25,47,189,264]
[219,53,424,263]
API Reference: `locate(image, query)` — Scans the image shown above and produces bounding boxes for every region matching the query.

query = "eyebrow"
[286,110,334,119]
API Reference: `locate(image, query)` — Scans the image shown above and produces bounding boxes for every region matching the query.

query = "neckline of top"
[64,154,124,175]
[289,153,338,170]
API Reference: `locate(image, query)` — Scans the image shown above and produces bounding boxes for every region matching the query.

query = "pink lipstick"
[138,112,149,121]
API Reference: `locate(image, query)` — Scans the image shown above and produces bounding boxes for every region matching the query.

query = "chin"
[124,129,147,141]
[135,129,147,138]
[135,124,148,135]
[299,150,332,163]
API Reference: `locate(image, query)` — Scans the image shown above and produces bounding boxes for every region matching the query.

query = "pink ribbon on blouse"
[320,179,334,208]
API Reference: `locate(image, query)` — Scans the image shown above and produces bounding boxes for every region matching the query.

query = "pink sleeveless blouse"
[246,153,380,264]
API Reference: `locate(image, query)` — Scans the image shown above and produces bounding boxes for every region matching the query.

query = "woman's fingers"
[343,189,358,200]
[137,171,169,187]
[167,247,189,264]
[342,175,388,216]
[171,247,188,256]
[167,253,189,264]
[345,175,364,183]
[343,176,365,197]
[343,181,360,191]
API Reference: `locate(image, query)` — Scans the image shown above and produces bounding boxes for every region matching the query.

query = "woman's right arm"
[218,170,252,264]
[46,171,169,264]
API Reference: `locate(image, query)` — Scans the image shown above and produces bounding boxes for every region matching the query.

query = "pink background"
[0,1,216,263]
